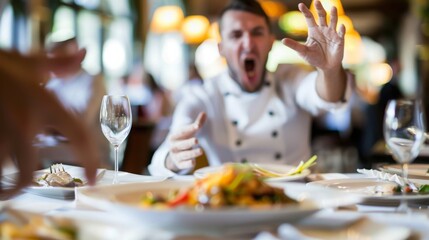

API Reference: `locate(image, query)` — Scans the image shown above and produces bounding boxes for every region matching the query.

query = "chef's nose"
[242,33,254,51]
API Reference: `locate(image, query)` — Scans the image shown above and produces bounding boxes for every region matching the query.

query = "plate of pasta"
[77,164,361,234]
[194,163,311,182]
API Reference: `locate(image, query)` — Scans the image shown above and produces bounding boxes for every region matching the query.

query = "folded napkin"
[357,169,405,186]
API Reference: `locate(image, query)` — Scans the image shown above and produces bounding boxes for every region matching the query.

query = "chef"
[149,0,351,176]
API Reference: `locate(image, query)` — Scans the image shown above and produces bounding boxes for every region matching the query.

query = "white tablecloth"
[2,172,429,240]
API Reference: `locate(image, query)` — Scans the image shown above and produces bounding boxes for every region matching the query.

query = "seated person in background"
[173,64,204,103]
[39,37,109,166]
[144,73,174,154]
[145,72,173,122]
[0,49,99,197]
[149,0,351,176]
[360,57,403,167]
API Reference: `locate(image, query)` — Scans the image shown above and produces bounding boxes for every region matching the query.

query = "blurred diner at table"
[35,36,110,168]
[0,49,99,197]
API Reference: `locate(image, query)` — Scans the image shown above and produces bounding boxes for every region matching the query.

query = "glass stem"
[113,145,119,184]
[398,163,410,214]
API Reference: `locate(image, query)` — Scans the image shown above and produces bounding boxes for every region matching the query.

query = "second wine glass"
[100,95,132,184]
[383,99,426,212]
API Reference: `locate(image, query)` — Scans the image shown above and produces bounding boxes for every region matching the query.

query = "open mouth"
[244,59,256,78]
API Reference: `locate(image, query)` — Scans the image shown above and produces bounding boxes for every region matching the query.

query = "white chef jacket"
[149,67,348,177]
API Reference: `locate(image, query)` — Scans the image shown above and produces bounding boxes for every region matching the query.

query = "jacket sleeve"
[148,85,206,177]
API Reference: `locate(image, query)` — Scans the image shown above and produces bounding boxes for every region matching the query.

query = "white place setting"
[2,159,429,239]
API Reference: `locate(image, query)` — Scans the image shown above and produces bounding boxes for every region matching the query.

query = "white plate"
[2,165,167,200]
[307,178,429,203]
[76,181,361,235]
[194,164,310,182]
[379,164,429,179]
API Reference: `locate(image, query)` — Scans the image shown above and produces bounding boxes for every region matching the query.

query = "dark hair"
[146,72,162,92]
[218,0,271,33]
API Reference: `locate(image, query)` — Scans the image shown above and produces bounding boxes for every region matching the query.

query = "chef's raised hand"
[282,0,348,102]
[281,1,345,72]
[166,112,207,171]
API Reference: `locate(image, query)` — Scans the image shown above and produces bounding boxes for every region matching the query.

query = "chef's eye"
[229,31,243,39]
[251,28,266,37]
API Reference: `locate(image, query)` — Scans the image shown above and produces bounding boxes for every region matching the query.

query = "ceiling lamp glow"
[309,0,345,22]
[181,15,210,45]
[343,30,364,65]
[150,6,184,33]
[259,0,287,19]
[369,63,393,86]
[278,11,307,36]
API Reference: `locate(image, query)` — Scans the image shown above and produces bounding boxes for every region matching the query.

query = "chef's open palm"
[167,112,206,171]
[282,1,345,71]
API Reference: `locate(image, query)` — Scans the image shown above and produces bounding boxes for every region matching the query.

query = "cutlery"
[251,155,317,178]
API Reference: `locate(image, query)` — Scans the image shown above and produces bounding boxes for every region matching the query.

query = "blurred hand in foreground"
[0,49,98,198]
[166,112,206,172]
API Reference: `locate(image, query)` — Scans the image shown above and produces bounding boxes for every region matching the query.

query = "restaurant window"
[77,10,102,75]
[144,0,187,92]
[106,0,130,16]
[0,4,13,49]
[75,0,100,10]
[103,17,133,81]
[144,32,186,91]
[50,6,76,43]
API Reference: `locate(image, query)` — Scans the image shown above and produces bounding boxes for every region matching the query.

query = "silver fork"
[49,163,65,174]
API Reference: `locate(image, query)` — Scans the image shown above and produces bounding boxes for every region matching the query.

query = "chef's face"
[218,10,274,93]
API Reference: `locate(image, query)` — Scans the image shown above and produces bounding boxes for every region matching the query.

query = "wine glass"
[383,99,426,212]
[100,95,132,184]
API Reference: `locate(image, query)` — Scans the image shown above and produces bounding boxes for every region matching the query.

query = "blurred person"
[144,72,172,122]
[144,73,174,153]
[0,49,99,198]
[360,58,403,167]
[121,63,152,107]
[39,37,110,166]
[149,0,351,176]
[174,64,204,103]
[188,64,203,85]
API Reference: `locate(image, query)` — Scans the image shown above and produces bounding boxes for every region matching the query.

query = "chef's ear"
[218,41,225,58]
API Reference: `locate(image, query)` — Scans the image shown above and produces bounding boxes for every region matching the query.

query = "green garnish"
[73,178,83,184]
[418,184,429,193]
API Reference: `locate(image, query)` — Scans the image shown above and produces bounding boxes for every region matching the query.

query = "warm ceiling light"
[150,6,184,33]
[343,29,364,65]
[181,15,210,45]
[258,0,287,19]
[279,11,307,36]
[369,63,393,86]
[310,0,345,23]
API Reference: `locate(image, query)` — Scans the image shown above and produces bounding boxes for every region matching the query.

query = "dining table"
[2,164,429,240]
